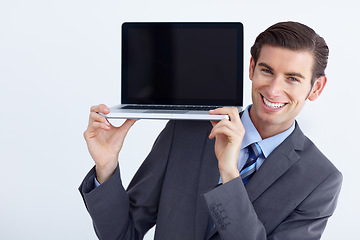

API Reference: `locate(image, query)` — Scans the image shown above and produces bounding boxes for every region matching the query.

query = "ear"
[308,76,327,101]
[249,57,255,81]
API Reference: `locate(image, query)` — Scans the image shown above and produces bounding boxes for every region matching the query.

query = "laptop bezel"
[121,22,244,108]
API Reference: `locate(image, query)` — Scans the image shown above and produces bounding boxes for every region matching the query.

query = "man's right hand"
[83,104,137,184]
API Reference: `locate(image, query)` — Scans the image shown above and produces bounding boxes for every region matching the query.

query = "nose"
[266,77,283,98]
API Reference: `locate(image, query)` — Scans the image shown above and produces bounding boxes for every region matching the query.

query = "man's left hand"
[209,107,245,184]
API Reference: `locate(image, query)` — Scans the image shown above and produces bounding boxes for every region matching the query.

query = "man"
[79,22,342,240]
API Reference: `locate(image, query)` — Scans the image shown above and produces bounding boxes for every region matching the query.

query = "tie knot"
[248,142,262,159]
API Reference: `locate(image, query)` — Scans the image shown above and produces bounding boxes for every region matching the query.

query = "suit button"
[219,224,226,230]
[214,211,220,218]
[210,204,218,212]
[217,217,224,224]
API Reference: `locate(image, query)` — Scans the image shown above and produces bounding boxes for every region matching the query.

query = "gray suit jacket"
[79,120,342,240]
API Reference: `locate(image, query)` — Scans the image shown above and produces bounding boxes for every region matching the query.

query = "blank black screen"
[122,22,243,106]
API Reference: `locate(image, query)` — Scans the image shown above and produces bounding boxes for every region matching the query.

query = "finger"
[210,116,245,139]
[209,107,239,121]
[90,104,110,115]
[89,112,112,132]
[89,111,110,125]
[84,122,111,139]
[209,119,234,139]
[210,118,229,130]
[227,107,241,122]
[94,121,111,131]
[210,120,220,127]
[209,124,235,140]
[209,107,240,123]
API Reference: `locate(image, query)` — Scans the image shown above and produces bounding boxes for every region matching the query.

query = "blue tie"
[241,142,262,185]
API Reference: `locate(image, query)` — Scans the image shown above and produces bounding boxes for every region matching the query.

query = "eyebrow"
[257,62,306,79]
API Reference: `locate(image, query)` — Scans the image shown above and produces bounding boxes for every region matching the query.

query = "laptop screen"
[121,22,243,106]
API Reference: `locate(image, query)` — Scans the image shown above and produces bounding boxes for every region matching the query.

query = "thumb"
[111,119,138,151]
[115,119,138,135]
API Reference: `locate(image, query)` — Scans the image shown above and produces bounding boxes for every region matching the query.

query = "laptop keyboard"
[122,105,222,111]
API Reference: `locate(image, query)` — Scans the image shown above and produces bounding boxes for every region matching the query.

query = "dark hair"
[250,21,329,85]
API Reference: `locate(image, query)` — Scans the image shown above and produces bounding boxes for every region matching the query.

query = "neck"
[249,108,293,139]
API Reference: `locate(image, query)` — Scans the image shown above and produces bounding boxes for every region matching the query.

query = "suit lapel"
[246,123,305,203]
[195,128,220,240]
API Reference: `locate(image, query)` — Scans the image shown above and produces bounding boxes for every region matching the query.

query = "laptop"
[103,22,244,121]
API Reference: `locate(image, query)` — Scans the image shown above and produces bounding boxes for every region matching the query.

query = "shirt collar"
[241,105,295,158]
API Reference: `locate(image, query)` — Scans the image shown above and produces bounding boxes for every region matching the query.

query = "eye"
[288,77,299,82]
[262,69,272,75]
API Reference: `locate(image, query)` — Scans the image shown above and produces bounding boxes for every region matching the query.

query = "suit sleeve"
[203,170,342,240]
[78,120,176,240]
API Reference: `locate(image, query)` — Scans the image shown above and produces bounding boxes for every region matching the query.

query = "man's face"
[249,44,326,137]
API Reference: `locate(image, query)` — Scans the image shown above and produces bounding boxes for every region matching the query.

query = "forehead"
[257,45,314,78]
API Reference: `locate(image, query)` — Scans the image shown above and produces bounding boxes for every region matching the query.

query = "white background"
[1,0,359,239]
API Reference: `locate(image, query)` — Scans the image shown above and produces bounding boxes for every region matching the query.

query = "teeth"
[263,97,285,109]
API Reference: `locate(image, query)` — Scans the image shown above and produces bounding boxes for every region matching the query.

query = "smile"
[262,96,287,109]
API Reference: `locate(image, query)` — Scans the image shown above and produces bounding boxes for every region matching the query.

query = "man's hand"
[209,107,245,184]
[83,104,137,184]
